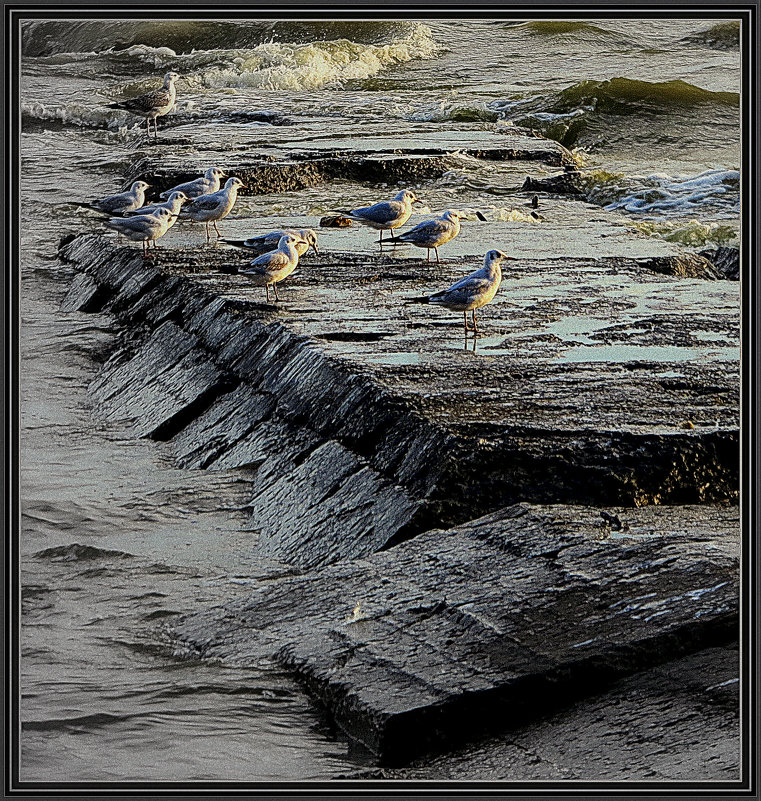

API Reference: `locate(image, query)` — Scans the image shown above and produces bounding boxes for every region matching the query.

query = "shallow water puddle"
[553,343,739,364]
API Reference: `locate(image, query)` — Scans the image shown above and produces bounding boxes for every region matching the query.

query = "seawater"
[18,16,741,781]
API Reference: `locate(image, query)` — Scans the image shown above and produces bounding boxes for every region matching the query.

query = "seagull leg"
[273,283,280,302]
[205,222,211,242]
[472,310,479,335]
[426,248,431,261]
[435,247,440,264]
[463,311,468,336]
[213,221,222,239]
[265,285,270,303]
[378,229,383,250]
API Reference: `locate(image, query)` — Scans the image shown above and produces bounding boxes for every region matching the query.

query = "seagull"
[179,177,245,241]
[223,228,319,257]
[159,167,226,200]
[108,71,179,141]
[421,249,512,335]
[103,207,176,257]
[395,209,462,263]
[343,189,421,248]
[238,234,308,303]
[124,191,188,218]
[73,181,151,215]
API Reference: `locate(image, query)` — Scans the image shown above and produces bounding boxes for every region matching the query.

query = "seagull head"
[207,167,226,180]
[168,191,188,204]
[301,229,319,254]
[132,181,150,192]
[395,189,420,205]
[278,234,308,252]
[485,249,511,266]
[164,71,180,84]
[442,210,462,221]
[225,177,245,190]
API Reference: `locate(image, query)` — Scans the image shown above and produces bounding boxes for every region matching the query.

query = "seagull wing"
[350,200,403,225]
[106,215,159,236]
[429,276,493,305]
[185,191,223,212]
[243,230,287,248]
[117,86,172,114]
[161,177,204,199]
[241,249,291,275]
[399,218,450,241]
[125,201,164,217]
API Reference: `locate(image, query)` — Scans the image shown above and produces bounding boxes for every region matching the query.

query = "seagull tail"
[220,239,249,249]
[406,295,431,305]
[217,264,240,275]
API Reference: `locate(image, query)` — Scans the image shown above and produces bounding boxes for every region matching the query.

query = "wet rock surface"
[340,642,740,780]
[700,246,740,281]
[59,227,739,563]
[124,129,575,197]
[172,502,739,764]
[56,126,740,772]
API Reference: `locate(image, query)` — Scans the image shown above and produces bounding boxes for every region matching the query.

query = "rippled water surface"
[18,15,741,782]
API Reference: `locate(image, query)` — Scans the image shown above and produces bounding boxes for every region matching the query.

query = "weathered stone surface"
[339,642,740,780]
[639,252,720,280]
[522,171,585,196]
[59,271,108,313]
[171,502,739,763]
[59,229,739,571]
[701,246,740,281]
[88,320,232,439]
[125,129,575,196]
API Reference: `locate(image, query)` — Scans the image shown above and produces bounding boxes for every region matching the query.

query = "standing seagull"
[396,209,462,263]
[108,71,180,141]
[422,249,511,335]
[159,167,226,200]
[124,191,188,218]
[343,189,420,249]
[103,207,176,257]
[239,234,308,302]
[223,228,319,257]
[180,177,245,241]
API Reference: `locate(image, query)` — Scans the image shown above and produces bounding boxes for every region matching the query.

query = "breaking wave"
[21,19,416,57]
[23,22,438,93]
[583,168,740,217]
[489,77,739,148]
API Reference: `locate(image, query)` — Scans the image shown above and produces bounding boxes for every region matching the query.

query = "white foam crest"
[468,206,540,223]
[118,44,179,68]
[21,100,140,135]
[633,218,738,247]
[405,99,498,123]
[602,168,740,217]
[181,25,436,91]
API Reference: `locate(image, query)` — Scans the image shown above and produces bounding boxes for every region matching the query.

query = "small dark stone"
[320,215,353,228]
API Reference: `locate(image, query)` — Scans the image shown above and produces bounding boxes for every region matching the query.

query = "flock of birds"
[83,71,516,335]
